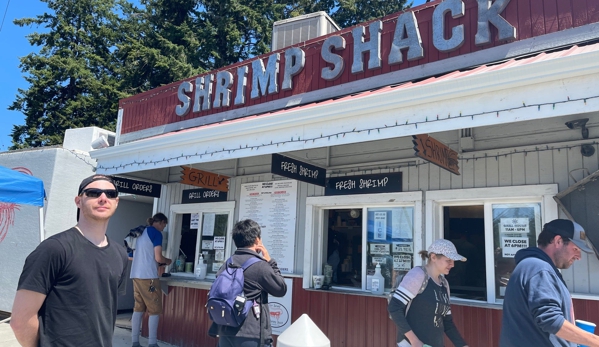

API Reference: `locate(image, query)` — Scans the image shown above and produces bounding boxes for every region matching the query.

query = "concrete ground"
[0,312,178,347]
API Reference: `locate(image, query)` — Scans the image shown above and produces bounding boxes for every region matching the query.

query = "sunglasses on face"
[81,188,118,199]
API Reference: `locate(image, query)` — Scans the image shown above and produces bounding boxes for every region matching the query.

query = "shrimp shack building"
[91,0,599,345]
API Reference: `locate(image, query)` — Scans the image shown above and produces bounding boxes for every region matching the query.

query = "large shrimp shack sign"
[118,0,596,141]
[173,0,515,118]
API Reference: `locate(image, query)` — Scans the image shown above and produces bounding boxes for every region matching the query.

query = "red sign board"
[118,0,597,140]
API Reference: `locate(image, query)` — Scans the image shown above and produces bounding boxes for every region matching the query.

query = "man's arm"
[555,320,599,346]
[154,246,172,265]
[10,289,46,347]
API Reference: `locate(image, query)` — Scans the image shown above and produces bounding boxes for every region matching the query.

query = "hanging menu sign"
[325,172,402,196]
[412,134,460,175]
[271,153,326,187]
[181,188,228,204]
[180,167,229,192]
[112,176,161,198]
[238,180,298,274]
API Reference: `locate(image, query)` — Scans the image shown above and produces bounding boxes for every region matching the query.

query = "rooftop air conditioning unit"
[272,12,340,51]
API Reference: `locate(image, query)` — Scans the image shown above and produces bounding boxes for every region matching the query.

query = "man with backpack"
[208,219,287,347]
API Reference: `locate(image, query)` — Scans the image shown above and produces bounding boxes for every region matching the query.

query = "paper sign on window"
[190,213,200,229]
[202,240,214,250]
[374,212,387,240]
[372,256,386,265]
[392,209,413,239]
[393,254,412,270]
[392,242,413,253]
[370,243,390,255]
[500,218,529,234]
[202,213,216,236]
[213,236,226,250]
[502,237,529,258]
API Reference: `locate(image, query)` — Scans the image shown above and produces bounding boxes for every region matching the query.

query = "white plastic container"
[195,255,207,280]
[370,263,385,295]
[277,314,330,347]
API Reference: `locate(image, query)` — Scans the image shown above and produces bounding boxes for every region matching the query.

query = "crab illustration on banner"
[412,134,460,175]
[180,167,230,192]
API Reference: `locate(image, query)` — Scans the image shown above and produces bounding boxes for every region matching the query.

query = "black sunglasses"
[81,188,118,199]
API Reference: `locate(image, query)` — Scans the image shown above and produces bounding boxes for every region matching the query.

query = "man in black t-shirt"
[10,175,128,347]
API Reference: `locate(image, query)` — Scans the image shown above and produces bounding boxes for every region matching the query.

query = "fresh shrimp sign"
[0,167,34,244]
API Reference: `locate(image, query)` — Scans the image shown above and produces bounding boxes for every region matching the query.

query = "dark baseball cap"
[78,174,118,195]
[544,219,593,253]
[76,175,118,221]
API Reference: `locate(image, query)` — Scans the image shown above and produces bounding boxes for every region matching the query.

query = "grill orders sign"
[174,0,515,117]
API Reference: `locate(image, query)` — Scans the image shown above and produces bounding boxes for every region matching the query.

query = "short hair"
[78,174,117,195]
[147,213,168,226]
[232,219,261,248]
[537,225,571,247]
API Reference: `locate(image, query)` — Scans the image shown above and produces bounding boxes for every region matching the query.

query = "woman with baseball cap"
[388,239,469,347]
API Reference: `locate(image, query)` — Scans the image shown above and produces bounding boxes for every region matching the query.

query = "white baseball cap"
[427,239,467,261]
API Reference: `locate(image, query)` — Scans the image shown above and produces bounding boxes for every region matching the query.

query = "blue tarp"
[0,165,46,207]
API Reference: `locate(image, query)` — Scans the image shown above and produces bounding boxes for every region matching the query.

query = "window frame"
[167,201,236,279]
[303,192,423,290]
[425,184,558,305]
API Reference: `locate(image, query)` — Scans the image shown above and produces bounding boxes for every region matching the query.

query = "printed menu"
[238,180,297,274]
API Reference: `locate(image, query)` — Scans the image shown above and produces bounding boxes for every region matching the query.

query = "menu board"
[239,180,297,273]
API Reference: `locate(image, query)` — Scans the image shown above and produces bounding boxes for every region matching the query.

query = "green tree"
[117,0,204,94]
[333,0,411,28]
[10,0,411,149]
[194,0,288,70]
[9,0,128,149]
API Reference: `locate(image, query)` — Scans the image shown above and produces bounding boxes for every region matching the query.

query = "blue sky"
[0,0,426,151]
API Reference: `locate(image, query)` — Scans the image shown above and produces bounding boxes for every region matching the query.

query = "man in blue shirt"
[130,213,172,347]
[500,219,599,347]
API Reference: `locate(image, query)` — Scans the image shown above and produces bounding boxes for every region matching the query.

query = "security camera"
[565,118,589,139]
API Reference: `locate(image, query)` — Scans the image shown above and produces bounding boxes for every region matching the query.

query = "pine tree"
[116,0,204,94]
[9,0,411,149]
[333,0,410,28]
[9,0,128,149]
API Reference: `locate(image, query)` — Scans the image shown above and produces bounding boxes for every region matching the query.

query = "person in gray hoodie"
[500,219,599,347]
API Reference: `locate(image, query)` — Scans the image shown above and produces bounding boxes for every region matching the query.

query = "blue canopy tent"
[0,165,46,241]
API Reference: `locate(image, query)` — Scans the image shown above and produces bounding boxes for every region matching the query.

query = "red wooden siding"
[119,0,599,136]
[146,279,599,346]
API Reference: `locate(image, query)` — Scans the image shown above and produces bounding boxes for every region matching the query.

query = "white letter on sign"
[432,0,465,53]
[389,12,424,65]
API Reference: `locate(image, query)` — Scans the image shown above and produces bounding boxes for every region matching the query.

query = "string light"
[98,95,598,171]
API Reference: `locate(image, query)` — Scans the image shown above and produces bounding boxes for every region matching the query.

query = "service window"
[168,202,235,279]
[426,185,557,304]
[195,212,230,276]
[304,192,423,292]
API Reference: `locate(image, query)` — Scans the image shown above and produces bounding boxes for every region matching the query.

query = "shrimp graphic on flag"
[0,167,33,244]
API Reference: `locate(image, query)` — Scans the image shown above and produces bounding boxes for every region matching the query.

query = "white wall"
[0,149,61,312]
[0,146,152,312]
[107,198,154,310]
[121,109,595,297]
